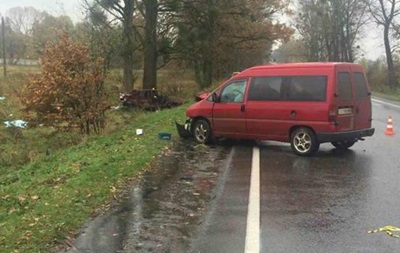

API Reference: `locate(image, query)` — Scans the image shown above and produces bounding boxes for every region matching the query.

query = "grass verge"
[0,105,189,252]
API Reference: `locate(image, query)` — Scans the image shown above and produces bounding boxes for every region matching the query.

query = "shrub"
[21,34,109,134]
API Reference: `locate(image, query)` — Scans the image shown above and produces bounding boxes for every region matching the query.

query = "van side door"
[335,65,355,131]
[212,79,248,137]
[245,76,288,139]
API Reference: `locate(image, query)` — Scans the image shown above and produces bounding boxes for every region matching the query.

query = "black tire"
[290,127,320,156]
[331,140,355,150]
[192,119,212,144]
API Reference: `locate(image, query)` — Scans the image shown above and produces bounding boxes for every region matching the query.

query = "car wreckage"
[120,89,182,111]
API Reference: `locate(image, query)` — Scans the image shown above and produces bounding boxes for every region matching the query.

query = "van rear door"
[351,66,372,130]
[335,65,355,131]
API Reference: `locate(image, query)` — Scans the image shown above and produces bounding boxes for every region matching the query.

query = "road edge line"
[372,98,400,109]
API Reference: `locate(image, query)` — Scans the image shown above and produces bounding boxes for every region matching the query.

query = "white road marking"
[372,98,400,109]
[244,147,260,253]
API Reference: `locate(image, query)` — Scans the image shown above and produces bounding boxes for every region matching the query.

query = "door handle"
[241,104,245,112]
[291,110,296,117]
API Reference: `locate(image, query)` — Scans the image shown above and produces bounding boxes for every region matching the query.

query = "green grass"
[0,64,199,252]
[0,105,189,252]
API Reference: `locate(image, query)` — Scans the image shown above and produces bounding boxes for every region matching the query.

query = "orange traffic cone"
[385,116,395,135]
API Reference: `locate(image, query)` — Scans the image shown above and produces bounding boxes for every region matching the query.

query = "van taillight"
[329,106,338,126]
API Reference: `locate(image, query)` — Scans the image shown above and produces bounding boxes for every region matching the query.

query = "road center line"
[244,146,260,253]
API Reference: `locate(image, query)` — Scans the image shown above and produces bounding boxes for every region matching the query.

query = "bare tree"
[296,0,368,62]
[87,0,137,93]
[5,6,45,35]
[85,0,161,91]
[367,0,400,89]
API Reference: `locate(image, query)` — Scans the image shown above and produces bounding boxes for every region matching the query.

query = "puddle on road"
[63,140,231,253]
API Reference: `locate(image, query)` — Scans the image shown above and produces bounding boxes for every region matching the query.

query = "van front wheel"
[290,127,319,156]
[331,140,355,150]
[193,119,212,144]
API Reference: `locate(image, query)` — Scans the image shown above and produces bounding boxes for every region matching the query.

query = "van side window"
[337,72,352,101]
[248,77,283,101]
[220,80,247,103]
[354,72,369,99]
[287,76,327,101]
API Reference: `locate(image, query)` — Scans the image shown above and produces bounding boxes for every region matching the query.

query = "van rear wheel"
[331,140,355,150]
[193,119,212,144]
[290,127,319,156]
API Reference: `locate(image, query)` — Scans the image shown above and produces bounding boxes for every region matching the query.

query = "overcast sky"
[0,0,85,23]
[0,0,385,60]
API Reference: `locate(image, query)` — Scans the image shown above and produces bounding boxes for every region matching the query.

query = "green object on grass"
[158,132,172,140]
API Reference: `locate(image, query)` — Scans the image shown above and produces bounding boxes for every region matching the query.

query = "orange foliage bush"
[22,34,109,134]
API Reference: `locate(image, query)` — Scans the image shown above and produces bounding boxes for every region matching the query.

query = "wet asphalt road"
[193,98,400,253]
[65,98,400,253]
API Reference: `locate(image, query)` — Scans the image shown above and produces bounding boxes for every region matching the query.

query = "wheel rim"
[293,132,312,153]
[194,122,208,142]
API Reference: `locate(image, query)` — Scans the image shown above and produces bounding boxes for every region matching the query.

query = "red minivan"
[179,62,375,156]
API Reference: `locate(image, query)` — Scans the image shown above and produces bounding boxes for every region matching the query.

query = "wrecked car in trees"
[119,89,182,111]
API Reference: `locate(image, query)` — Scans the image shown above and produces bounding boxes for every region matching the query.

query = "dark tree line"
[84,0,293,91]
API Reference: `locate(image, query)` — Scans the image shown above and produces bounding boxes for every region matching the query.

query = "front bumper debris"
[175,119,192,138]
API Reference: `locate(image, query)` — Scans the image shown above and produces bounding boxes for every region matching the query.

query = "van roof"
[235,62,361,78]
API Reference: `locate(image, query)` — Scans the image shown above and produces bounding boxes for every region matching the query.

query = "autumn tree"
[366,0,400,89]
[22,34,109,134]
[296,0,368,62]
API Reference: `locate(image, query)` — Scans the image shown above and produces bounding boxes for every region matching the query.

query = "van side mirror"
[212,92,220,103]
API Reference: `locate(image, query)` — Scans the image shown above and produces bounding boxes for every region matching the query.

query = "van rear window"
[354,72,369,99]
[248,76,327,102]
[337,72,353,101]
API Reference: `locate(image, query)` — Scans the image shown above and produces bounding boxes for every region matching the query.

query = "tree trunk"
[203,57,213,89]
[384,24,396,89]
[122,0,135,93]
[194,59,205,88]
[142,0,158,90]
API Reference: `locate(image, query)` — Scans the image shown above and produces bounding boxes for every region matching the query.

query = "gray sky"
[0,0,85,23]
[363,26,385,60]
[0,0,385,60]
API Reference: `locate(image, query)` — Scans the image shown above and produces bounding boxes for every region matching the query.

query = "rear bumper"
[316,128,375,143]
